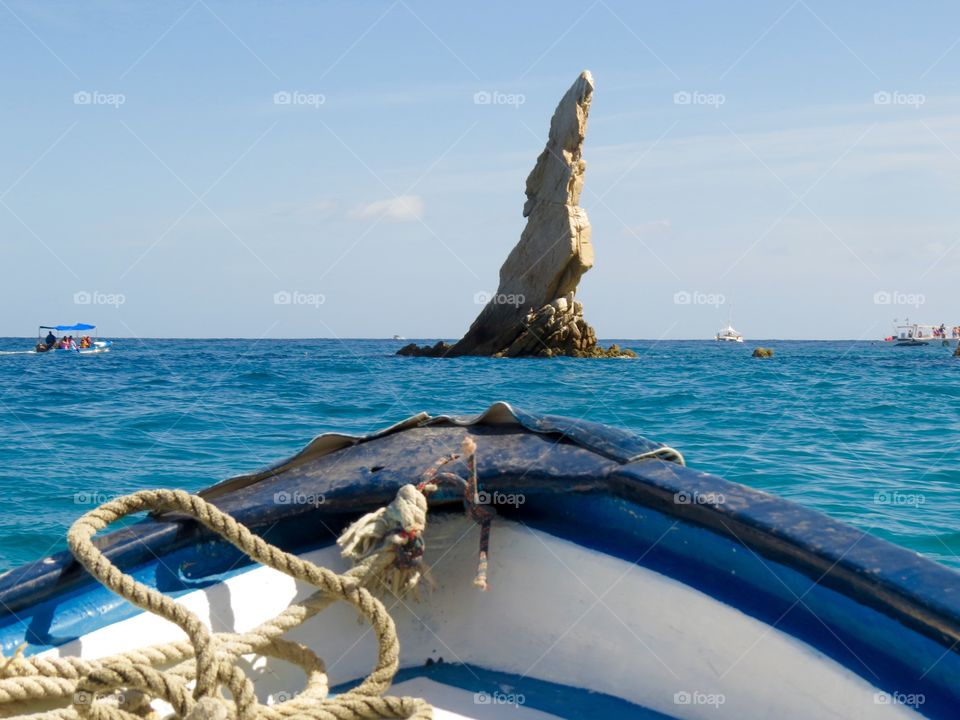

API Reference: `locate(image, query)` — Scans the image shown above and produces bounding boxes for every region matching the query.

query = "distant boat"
[888,320,953,347]
[0,324,112,356]
[393,335,405,341]
[715,324,743,343]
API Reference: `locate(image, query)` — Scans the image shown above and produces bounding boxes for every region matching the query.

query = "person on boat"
[79,336,91,349]
[34,341,48,353]
[44,330,56,348]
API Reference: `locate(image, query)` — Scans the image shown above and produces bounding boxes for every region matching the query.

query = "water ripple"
[0,338,957,572]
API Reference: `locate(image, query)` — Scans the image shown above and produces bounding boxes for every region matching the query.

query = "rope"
[627,446,686,466]
[0,487,435,720]
[416,437,495,590]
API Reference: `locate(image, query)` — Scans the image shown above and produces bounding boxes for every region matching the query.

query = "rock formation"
[398,70,633,359]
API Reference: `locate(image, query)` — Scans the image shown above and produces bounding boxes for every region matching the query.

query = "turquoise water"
[0,338,958,572]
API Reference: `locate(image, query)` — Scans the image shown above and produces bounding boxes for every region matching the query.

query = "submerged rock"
[398,71,630,359]
[397,341,453,358]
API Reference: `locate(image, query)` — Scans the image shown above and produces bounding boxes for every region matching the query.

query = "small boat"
[0,324,112,356]
[889,320,953,347]
[0,403,956,718]
[393,335,406,341]
[715,324,743,342]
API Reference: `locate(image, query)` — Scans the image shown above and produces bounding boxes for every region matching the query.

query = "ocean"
[0,337,957,572]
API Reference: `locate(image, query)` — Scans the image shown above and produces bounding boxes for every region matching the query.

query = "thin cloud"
[624,219,672,238]
[349,195,424,222]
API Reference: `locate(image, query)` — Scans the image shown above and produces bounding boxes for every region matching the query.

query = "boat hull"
[20,514,931,719]
[0,404,956,718]
[0,340,112,356]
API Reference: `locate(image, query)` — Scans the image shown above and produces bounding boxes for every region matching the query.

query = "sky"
[3,0,960,339]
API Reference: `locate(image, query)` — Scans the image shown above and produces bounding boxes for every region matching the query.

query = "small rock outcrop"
[752,347,774,358]
[398,70,632,359]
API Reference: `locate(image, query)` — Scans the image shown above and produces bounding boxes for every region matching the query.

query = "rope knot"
[185,696,230,720]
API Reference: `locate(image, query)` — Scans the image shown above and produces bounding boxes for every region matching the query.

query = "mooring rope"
[0,434,505,719]
[0,486,438,720]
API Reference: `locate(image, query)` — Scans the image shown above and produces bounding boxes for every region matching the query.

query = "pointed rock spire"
[399,71,633,358]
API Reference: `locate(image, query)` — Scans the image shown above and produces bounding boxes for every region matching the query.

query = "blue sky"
[2,0,960,339]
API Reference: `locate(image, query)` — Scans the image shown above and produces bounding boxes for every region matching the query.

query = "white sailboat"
[715,308,743,342]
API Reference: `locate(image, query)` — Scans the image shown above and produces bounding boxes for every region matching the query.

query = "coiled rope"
[0,486,437,720]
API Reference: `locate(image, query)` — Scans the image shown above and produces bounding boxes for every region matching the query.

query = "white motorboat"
[887,320,953,347]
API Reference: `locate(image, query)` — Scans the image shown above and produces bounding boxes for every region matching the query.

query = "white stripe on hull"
[41,517,921,720]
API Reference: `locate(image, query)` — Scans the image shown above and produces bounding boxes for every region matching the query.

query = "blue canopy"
[39,324,96,332]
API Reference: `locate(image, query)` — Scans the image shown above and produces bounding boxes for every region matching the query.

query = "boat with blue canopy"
[0,403,955,719]
[0,324,112,356]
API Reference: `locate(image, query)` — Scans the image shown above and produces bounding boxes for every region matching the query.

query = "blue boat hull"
[0,403,956,718]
